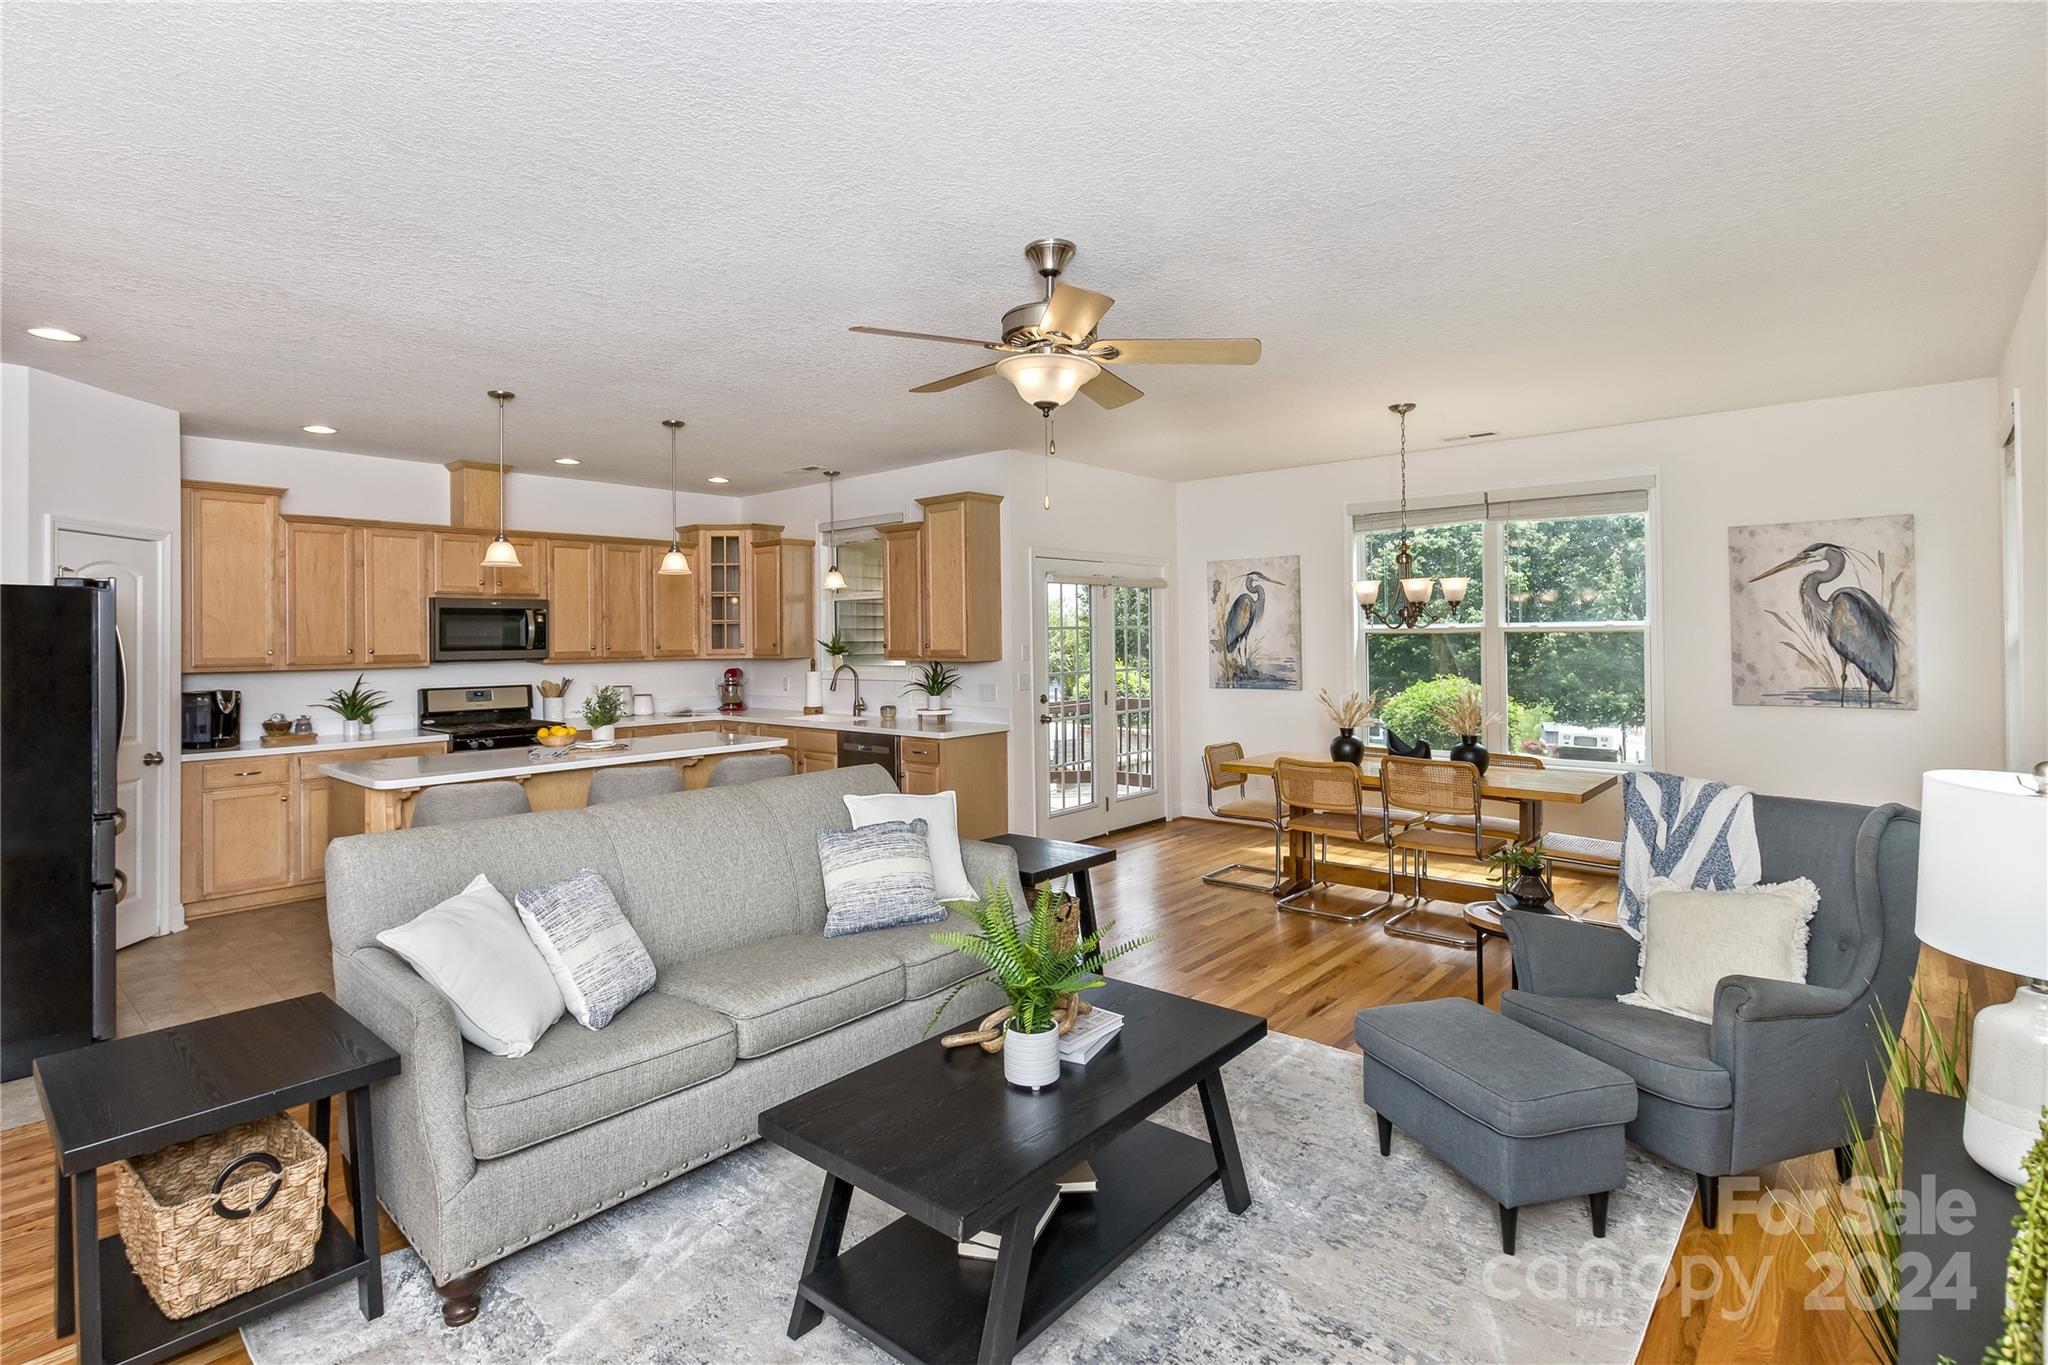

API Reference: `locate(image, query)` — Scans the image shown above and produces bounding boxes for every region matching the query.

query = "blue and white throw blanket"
[1618,771,1762,937]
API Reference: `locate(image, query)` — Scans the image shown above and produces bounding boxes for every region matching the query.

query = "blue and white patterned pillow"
[817,819,945,938]
[513,869,656,1030]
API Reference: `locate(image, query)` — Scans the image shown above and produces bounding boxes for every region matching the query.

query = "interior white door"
[1034,571,1167,839]
[55,528,168,947]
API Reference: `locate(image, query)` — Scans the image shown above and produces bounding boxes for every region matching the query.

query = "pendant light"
[657,419,692,575]
[481,390,521,569]
[821,470,846,592]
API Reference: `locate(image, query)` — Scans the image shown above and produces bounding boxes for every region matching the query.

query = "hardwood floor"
[0,815,2007,1365]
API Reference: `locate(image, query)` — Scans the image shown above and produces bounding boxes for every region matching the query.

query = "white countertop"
[612,712,1010,740]
[183,728,449,762]
[320,731,787,790]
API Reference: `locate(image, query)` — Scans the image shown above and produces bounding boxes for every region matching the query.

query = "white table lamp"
[1914,767,2048,1184]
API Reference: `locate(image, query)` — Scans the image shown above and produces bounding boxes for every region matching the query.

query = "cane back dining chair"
[1199,742,1288,893]
[1430,751,1541,837]
[1380,756,1511,944]
[1274,757,1395,921]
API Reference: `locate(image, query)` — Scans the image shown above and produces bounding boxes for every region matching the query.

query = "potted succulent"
[581,684,625,744]
[903,660,963,720]
[817,631,852,670]
[314,674,392,742]
[1318,687,1378,764]
[1487,841,1555,911]
[924,881,1154,1091]
[1434,684,1496,773]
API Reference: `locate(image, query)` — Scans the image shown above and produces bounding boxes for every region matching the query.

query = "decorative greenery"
[924,880,1154,1036]
[1318,687,1378,730]
[1379,676,1549,754]
[818,631,852,659]
[1988,1118,2048,1365]
[1799,988,1972,1364]
[580,684,625,731]
[1485,841,1547,887]
[313,674,391,724]
[903,660,963,704]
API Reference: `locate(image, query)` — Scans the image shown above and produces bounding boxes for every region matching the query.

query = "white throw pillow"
[376,873,565,1057]
[844,790,974,902]
[1617,877,1821,1023]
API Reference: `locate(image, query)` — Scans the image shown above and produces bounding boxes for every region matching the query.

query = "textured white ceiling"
[3,3,2042,491]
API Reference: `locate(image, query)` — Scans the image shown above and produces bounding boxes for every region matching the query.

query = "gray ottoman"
[1354,998,1637,1254]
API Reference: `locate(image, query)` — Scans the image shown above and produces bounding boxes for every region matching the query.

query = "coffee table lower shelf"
[797,1120,1220,1365]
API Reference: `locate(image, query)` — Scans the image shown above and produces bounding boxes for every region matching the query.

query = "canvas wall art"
[1728,513,1916,709]
[1208,555,1301,690]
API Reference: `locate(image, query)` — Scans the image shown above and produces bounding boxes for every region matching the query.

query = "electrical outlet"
[1016,671,1031,692]
[781,675,790,692]
[979,683,999,704]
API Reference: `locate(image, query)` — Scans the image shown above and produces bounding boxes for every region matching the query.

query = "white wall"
[1998,243,2047,769]
[1173,380,2006,826]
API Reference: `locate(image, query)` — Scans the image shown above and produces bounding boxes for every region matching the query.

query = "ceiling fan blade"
[1080,366,1143,409]
[910,362,1002,394]
[1040,283,1114,343]
[1096,338,1262,365]
[850,326,999,349]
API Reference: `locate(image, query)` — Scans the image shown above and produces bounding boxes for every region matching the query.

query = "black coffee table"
[759,980,1266,1365]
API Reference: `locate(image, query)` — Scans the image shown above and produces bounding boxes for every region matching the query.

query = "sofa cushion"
[846,910,984,1000]
[1500,990,1732,1109]
[659,935,905,1058]
[463,992,736,1158]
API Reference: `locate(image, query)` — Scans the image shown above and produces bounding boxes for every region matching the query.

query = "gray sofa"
[323,765,1012,1323]
[1500,795,1919,1227]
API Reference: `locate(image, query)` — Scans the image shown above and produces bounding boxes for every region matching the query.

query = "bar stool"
[707,754,795,786]
[1274,757,1394,922]
[587,767,685,804]
[1199,742,1287,893]
[409,781,531,828]
[1381,757,1510,945]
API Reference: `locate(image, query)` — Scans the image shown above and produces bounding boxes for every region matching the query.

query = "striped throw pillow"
[514,869,656,1030]
[817,819,945,938]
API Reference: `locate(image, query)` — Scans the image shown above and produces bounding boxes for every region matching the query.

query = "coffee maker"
[181,689,242,750]
[717,667,746,714]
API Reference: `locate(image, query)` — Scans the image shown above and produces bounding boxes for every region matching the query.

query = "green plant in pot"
[580,684,625,742]
[924,880,1154,1091]
[903,660,963,715]
[817,631,852,669]
[1486,841,1553,910]
[314,674,391,741]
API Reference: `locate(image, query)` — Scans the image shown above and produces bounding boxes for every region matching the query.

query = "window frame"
[819,515,907,671]
[1350,478,1661,770]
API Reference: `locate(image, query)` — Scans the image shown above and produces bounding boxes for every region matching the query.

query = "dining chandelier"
[1353,402,1468,629]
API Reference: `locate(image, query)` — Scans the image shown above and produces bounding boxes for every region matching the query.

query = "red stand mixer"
[717,667,746,714]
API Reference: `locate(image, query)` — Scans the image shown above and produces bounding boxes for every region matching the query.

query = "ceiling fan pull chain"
[1043,409,1056,510]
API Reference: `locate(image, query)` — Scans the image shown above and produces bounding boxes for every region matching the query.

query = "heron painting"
[1729,514,1916,709]
[1208,554,1301,689]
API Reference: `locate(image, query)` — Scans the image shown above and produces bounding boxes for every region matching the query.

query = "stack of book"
[957,1162,1098,1260]
[1057,1006,1124,1065]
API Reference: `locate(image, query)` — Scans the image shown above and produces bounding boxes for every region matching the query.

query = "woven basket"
[115,1113,326,1319]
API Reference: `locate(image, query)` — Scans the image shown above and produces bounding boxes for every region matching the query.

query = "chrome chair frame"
[1380,757,1510,946]
[1274,757,1396,922]
[1199,742,1288,893]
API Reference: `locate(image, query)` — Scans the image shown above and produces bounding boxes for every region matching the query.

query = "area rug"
[243,1031,1694,1364]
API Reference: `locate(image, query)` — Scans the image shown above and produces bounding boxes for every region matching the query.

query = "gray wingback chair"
[1500,795,1919,1227]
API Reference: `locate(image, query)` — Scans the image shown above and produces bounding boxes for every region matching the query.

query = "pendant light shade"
[482,389,521,570]
[658,419,693,576]
[822,470,845,592]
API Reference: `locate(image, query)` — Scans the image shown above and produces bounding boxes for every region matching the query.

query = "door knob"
[1038,715,1053,725]
[142,752,164,766]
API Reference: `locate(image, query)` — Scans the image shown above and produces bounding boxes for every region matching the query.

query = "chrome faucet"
[831,660,866,715]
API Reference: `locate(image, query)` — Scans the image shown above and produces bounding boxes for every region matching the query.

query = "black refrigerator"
[2,578,120,1079]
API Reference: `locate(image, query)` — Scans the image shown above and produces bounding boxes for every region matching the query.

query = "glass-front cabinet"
[705,529,746,655]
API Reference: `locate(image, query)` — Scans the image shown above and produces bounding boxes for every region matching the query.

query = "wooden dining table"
[1216,751,1620,895]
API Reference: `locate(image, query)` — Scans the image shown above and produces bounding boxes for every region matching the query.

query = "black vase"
[1384,729,1431,760]
[1447,734,1489,773]
[1330,728,1366,763]
[1508,871,1555,911]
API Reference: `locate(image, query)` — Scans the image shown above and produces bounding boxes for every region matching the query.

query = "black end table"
[33,994,399,1365]
[1896,1089,2022,1364]
[984,833,1116,940]
[760,979,1266,1365]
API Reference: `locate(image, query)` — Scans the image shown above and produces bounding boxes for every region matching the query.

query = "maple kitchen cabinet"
[283,520,360,668]
[899,730,1008,839]
[183,482,285,671]
[546,538,604,660]
[877,493,1003,664]
[359,525,432,666]
[681,524,815,659]
[432,531,547,597]
[651,540,702,657]
[749,533,816,660]
[600,542,651,659]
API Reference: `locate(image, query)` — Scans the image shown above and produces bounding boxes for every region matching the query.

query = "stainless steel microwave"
[428,597,550,662]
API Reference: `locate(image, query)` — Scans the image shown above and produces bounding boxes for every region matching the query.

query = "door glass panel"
[1112,585,1157,801]
[1044,580,1094,815]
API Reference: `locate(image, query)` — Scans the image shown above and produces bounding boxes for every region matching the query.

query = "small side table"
[984,833,1117,940]
[1464,897,1576,1003]
[1896,1089,2021,1363]
[34,994,399,1365]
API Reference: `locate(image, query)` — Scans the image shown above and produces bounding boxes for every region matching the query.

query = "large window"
[1354,486,1653,765]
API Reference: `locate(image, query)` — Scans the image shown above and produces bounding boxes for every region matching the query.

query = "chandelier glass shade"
[481,389,521,570]
[996,351,1099,409]
[1354,403,1465,629]
[658,419,692,576]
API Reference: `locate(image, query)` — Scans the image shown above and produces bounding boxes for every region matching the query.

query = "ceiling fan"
[850,238,1261,413]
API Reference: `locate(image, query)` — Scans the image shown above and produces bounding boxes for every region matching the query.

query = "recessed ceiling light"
[707,476,730,485]
[26,326,83,343]
[301,424,338,435]
[553,457,581,466]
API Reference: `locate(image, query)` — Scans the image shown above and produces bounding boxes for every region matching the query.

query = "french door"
[1034,565,1166,840]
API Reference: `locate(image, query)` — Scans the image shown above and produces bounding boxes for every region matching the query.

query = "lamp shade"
[1914,770,2048,978]
[996,352,1100,409]
[1352,579,1380,607]
[481,535,522,569]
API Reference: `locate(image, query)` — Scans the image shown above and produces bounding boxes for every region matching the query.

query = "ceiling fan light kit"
[997,351,1100,410]
[481,389,522,570]
[658,418,692,576]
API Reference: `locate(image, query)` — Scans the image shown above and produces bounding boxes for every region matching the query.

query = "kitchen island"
[322,730,789,832]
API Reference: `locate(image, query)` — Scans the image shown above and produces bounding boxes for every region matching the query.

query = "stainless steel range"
[418,684,540,751]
